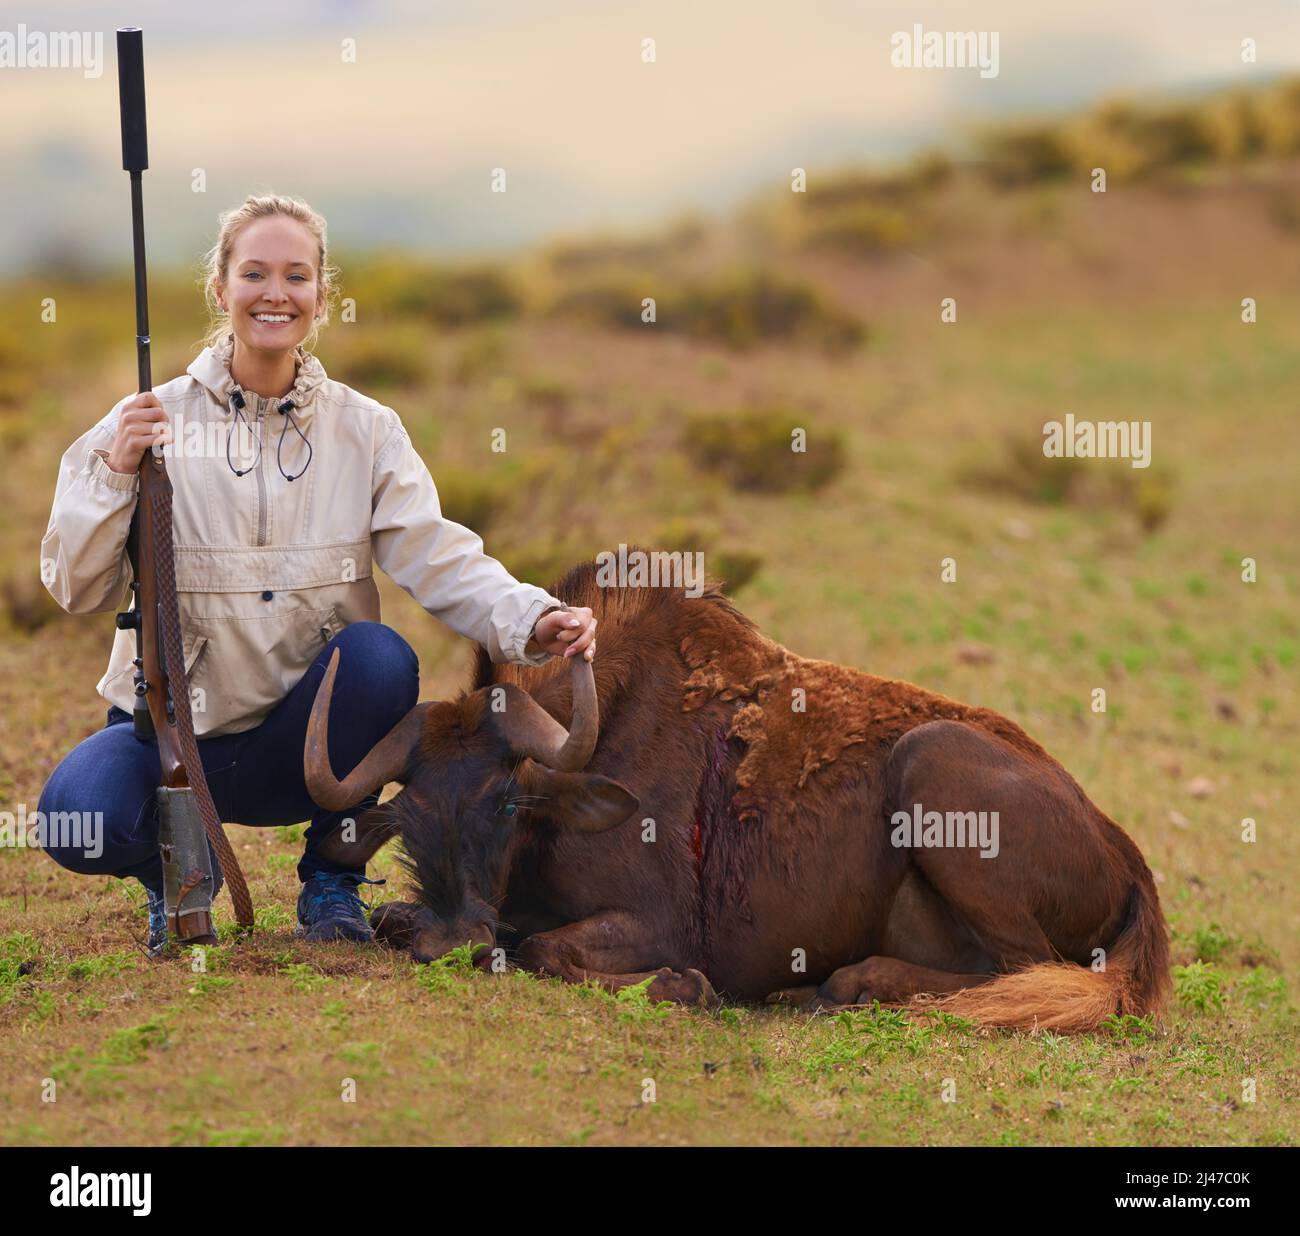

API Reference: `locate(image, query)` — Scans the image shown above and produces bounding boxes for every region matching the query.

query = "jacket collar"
[188,332,328,418]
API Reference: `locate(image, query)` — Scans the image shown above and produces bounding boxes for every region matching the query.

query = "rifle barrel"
[116,28,148,172]
[117,28,151,392]
[116,27,157,742]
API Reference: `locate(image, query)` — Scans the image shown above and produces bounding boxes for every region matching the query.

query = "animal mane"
[470,548,762,695]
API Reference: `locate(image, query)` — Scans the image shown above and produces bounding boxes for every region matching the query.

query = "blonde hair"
[200,194,340,351]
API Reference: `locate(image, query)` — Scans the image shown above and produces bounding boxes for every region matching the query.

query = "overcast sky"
[1,0,1296,274]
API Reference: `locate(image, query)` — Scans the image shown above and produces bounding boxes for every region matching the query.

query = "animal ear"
[522,766,639,833]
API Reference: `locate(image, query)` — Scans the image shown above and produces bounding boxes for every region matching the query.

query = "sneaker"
[143,881,167,957]
[142,857,223,956]
[297,872,384,943]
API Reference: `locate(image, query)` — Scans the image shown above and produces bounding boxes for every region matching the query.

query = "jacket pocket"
[318,606,343,647]
[181,633,213,723]
[183,633,209,676]
[104,631,207,692]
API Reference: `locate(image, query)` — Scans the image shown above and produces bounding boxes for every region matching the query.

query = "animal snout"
[411,920,497,968]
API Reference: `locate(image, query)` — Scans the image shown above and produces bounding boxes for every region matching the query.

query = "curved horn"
[304,647,429,810]
[499,654,598,771]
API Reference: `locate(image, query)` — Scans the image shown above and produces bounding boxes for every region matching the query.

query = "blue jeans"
[37,621,419,889]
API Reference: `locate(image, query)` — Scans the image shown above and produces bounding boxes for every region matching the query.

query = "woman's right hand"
[102,392,171,474]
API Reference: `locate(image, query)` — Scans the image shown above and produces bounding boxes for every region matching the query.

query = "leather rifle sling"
[146,461,254,930]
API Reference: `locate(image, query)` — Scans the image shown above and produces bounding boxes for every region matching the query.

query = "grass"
[1,133,1298,1145]
[0,910,1291,1145]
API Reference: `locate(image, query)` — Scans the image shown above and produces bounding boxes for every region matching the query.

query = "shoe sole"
[300,924,375,943]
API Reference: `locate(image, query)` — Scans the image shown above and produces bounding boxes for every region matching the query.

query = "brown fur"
[372,551,1172,1030]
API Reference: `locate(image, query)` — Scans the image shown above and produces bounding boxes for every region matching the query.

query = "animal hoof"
[646,967,719,1008]
[684,968,721,1010]
[512,935,553,975]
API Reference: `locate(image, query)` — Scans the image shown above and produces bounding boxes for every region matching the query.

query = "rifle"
[114,27,253,949]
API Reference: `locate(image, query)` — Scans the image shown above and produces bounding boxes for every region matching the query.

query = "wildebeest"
[304,554,1170,1032]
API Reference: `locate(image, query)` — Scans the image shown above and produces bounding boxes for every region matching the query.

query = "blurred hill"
[4,0,1300,278]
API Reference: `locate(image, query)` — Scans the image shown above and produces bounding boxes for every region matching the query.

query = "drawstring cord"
[225,387,313,482]
[277,402,312,482]
[226,389,259,477]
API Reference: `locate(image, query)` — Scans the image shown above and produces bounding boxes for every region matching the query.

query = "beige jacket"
[41,335,564,737]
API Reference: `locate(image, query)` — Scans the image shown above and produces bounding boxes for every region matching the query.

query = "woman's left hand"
[532,606,597,661]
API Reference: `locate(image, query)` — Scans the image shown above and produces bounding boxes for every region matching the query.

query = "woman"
[38,193,596,952]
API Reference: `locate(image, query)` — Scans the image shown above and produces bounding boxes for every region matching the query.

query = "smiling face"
[216,214,324,357]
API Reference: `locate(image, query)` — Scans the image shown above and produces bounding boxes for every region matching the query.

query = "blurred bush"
[507,541,602,597]
[543,216,707,274]
[1261,78,1300,154]
[976,122,1075,188]
[956,429,1177,532]
[803,155,953,210]
[0,335,36,411]
[653,517,763,595]
[545,272,651,332]
[677,270,864,353]
[1202,91,1269,162]
[319,323,434,390]
[550,268,864,354]
[975,80,1299,189]
[800,202,914,256]
[681,409,846,493]
[434,469,516,534]
[451,326,512,385]
[1,571,62,634]
[790,156,951,256]
[708,549,763,594]
[518,373,582,441]
[345,257,521,327]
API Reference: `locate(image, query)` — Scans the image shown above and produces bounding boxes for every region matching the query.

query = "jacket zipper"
[255,400,269,547]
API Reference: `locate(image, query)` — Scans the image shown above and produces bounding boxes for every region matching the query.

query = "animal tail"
[923,860,1171,1034]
